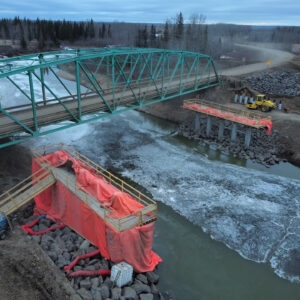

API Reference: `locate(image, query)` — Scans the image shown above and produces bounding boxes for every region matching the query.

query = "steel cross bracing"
[0,47,220,148]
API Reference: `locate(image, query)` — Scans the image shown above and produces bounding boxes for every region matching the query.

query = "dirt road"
[220,44,295,77]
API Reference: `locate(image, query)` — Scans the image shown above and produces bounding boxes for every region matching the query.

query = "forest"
[0,13,300,58]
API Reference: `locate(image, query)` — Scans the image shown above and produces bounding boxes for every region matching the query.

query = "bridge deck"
[0,75,218,136]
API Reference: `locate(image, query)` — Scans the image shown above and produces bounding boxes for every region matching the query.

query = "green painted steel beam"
[0,47,220,148]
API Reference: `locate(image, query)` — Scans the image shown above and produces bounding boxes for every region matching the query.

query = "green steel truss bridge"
[0,47,220,148]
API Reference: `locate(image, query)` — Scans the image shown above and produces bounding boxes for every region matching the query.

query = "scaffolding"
[0,143,157,232]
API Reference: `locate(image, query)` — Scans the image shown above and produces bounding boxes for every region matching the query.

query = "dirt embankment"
[0,215,79,300]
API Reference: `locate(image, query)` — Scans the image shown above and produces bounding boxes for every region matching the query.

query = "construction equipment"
[246,94,276,112]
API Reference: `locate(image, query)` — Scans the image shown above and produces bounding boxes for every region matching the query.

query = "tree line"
[0,15,299,58]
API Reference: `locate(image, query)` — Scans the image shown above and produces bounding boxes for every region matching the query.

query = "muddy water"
[27,109,300,300]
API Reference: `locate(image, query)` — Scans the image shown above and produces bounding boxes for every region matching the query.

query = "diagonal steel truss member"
[0,48,221,148]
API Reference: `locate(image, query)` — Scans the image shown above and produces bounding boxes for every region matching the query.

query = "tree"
[163,21,169,43]
[142,25,148,47]
[20,34,27,49]
[150,24,156,47]
[99,23,106,39]
[107,24,112,38]
[38,32,45,49]
[89,19,95,38]
[175,12,184,39]
[135,28,143,47]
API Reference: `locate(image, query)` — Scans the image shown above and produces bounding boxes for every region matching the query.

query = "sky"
[0,0,299,26]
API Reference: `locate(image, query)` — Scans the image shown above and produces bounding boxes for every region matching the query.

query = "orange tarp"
[184,103,272,134]
[32,150,162,272]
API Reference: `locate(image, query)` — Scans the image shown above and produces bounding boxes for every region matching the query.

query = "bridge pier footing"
[195,113,200,132]
[244,127,252,148]
[206,116,212,137]
[231,123,237,142]
[218,121,224,140]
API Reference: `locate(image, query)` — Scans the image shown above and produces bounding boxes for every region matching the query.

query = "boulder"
[111,287,122,299]
[123,286,137,299]
[80,278,92,290]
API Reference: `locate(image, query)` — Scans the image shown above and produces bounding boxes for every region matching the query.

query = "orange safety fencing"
[184,103,272,134]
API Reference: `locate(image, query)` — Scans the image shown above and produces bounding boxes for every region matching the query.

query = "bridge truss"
[0,47,220,148]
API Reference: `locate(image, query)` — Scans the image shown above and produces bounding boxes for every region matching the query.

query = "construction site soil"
[0,202,80,300]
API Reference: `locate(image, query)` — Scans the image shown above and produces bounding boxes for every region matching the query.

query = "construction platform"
[183,99,272,129]
[0,143,157,232]
[183,99,273,147]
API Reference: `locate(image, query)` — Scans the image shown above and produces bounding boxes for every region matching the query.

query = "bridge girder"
[0,48,221,148]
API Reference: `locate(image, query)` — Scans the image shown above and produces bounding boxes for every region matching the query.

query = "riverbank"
[137,85,300,167]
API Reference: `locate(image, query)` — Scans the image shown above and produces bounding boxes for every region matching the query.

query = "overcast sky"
[0,0,299,25]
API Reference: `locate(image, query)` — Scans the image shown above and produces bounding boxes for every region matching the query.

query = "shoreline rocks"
[24,216,173,300]
[178,118,286,167]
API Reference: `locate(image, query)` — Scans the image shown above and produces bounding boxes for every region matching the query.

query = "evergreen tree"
[135,29,143,47]
[89,19,95,38]
[107,24,112,38]
[142,25,148,47]
[163,21,169,43]
[150,24,156,47]
[100,23,106,39]
[176,12,184,39]
[38,32,45,49]
[20,34,27,49]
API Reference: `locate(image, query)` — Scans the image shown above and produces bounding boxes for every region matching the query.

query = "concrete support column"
[244,127,252,148]
[194,113,200,132]
[231,123,237,141]
[218,121,224,140]
[206,116,212,137]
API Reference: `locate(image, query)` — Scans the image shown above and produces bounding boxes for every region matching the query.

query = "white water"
[29,110,300,284]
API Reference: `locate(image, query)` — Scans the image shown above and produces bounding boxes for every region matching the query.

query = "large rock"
[77,288,93,300]
[91,277,100,289]
[99,285,110,299]
[111,287,122,299]
[123,286,136,299]
[145,272,159,284]
[80,278,92,290]
[140,294,153,300]
[131,283,151,295]
[79,239,90,250]
[136,274,148,285]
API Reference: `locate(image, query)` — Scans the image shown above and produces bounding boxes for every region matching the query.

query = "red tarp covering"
[32,151,162,272]
[184,103,273,134]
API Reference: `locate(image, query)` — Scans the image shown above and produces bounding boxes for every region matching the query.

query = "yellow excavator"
[245,94,276,112]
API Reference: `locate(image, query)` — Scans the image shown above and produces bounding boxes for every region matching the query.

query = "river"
[26,110,300,300]
[1,69,299,299]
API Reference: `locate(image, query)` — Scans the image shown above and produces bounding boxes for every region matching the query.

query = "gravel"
[244,71,300,97]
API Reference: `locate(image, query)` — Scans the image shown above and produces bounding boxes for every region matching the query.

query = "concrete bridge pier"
[206,116,212,137]
[231,123,237,142]
[244,127,252,148]
[218,121,225,140]
[195,113,200,132]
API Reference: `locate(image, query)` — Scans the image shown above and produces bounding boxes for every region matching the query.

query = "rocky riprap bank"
[244,71,300,97]
[179,119,286,167]
[24,216,172,300]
